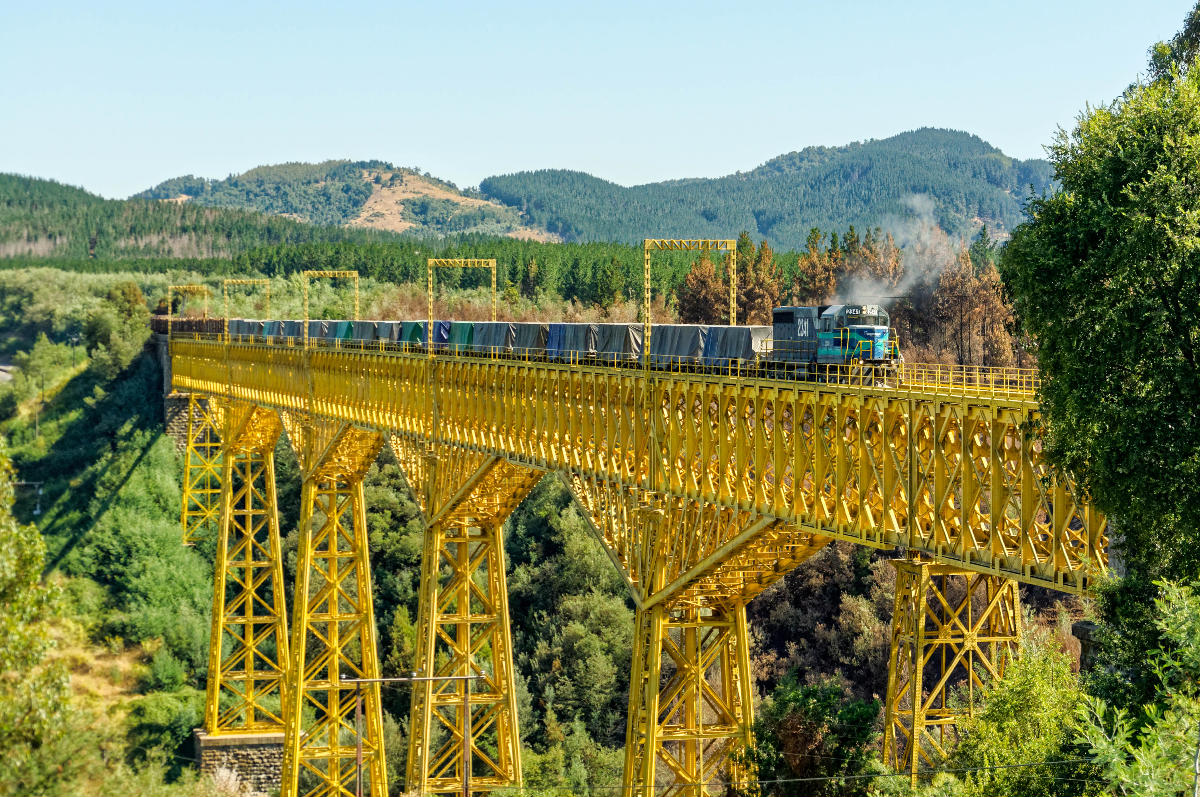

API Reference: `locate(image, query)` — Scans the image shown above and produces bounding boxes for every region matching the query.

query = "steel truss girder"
[567,473,832,611]
[169,337,1106,791]
[625,604,754,797]
[882,558,1021,783]
[207,403,289,735]
[170,341,1106,593]
[282,426,388,797]
[181,394,224,545]
[404,453,539,795]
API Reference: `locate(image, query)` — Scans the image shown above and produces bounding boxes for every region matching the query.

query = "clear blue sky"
[0,0,1193,198]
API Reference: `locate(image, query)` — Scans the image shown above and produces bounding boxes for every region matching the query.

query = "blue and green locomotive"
[770,304,895,367]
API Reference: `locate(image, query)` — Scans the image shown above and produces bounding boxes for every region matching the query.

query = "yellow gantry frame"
[643,239,737,350]
[302,270,360,345]
[206,402,290,735]
[426,259,498,357]
[222,279,271,337]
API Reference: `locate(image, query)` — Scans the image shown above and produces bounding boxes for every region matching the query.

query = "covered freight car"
[702,325,771,369]
[649,324,709,368]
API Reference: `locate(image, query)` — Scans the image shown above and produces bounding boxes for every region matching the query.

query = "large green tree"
[1001,7,1200,716]
[736,675,879,797]
[1077,581,1200,795]
[1000,40,1200,586]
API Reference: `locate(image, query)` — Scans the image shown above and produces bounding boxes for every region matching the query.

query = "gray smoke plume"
[835,193,962,306]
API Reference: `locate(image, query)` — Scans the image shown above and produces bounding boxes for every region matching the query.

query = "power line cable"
[477,756,1101,793]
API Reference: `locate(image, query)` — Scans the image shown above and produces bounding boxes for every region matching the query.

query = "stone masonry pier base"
[194,729,284,797]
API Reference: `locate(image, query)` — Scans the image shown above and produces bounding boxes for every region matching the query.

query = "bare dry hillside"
[350,169,559,241]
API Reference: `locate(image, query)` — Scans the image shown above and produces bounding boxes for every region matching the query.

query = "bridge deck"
[169,334,1105,598]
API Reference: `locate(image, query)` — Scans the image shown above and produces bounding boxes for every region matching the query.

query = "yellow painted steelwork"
[398,447,535,794]
[206,402,289,734]
[625,605,755,797]
[425,259,498,346]
[223,279,271,336]
[171,335,1106,795]
[882,558,1021,784]
[180,394,223,545]
[280,418,387,797]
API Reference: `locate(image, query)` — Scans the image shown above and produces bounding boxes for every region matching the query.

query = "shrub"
[736,674,879,797]
[144,648,187,692]
[948,626,1100,797]
[125,688,204,772]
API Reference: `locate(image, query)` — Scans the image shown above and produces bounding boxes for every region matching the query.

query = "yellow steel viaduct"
[168,264,1106,797]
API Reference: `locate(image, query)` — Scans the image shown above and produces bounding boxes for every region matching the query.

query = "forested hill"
[0,173,402,263]
[479,128,1054,248]
[136,160,555,240]
[18,128,1052,261]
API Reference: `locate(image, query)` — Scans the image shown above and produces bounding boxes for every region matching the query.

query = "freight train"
[161,304,898,377]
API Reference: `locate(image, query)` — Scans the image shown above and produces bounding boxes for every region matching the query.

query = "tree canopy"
[481,129,1052,248]
[1000,50,1200,585]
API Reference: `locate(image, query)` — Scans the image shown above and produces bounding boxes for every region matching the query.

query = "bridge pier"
[205,404,289,735]
[403,450,539,796]
[625,603,754,797]
[194,729,285,797]
[173,400,292,797]
[407,517,524,794]
[281,421,388,797]
[882,558,1021,785]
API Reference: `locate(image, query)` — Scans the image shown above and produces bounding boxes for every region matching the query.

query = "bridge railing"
[893,361,1041,399]
[161,327,1041,401]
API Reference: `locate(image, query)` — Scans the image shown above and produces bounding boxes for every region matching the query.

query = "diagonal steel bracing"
[882,557,1021,784]
[403,453,538,795]
[181,393,223,545]
[170,334,1106,795]
[206,403,289,735]
[281,419,387,797]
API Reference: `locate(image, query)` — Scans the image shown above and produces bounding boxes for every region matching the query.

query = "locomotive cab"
[817,304,892,364]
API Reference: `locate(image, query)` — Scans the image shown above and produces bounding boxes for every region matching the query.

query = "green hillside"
[479,128,1054,247]
[129,129,1053,250]
[136,160,535,237]
[0,173,401,265]
[135,160,387,225]
[4,128,1052,270]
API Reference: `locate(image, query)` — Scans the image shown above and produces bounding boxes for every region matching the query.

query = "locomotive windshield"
[844,304,888,327]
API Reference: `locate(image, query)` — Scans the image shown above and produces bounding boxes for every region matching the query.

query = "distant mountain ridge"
[113,128,1053,253]
[0,173,401,262]
[136,160,556,241]
[478,129,1053,248]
